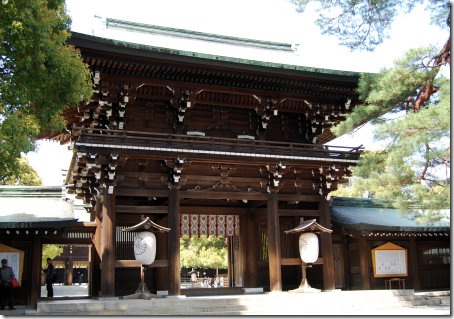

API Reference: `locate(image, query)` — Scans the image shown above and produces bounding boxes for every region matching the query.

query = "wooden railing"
[74,127,363,162]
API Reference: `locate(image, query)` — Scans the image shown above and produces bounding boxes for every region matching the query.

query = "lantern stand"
[284,219,332,293]
[121,217,171,299]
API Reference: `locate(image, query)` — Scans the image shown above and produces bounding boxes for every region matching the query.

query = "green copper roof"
[331,197,450,233]
[71,32,361,78]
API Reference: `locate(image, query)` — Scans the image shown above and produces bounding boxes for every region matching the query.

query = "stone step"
[26,289,450,316]
[416,290,450,296]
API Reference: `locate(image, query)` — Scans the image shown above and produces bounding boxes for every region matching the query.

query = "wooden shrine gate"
[45,30,365,297]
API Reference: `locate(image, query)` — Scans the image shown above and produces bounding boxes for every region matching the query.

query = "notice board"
[0,243,24,282]
[371,242,408,278]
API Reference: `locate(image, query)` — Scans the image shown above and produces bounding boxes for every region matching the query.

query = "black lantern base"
[122,265,163,299]
[289,263,321,293]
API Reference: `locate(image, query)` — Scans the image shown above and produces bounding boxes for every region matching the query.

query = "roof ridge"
[105,18,294,52]
[331,196,389,208]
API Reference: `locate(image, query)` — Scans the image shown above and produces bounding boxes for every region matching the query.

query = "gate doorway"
[179,214,242,292]
[40,244,91,298]
[180,235,228,289]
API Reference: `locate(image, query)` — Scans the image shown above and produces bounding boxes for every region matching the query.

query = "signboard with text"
[371,242,408,278]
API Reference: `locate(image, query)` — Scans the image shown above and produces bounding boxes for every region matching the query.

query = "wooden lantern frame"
[121,217,170,299]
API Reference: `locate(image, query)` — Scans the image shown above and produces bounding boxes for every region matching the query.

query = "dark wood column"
[319,198,335,290]
[100,194,116,296]
[241,213,257,287]
[409,237,420,290]
[168,185,181,296]
[30,235,42,306]
[267,191,282,292]
[65,259,74,285]
[90,197,102,297]
[358,236,371,289]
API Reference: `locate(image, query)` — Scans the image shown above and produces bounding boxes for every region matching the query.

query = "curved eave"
[285,218,333,234]
[68,32,362,82]
[333,221,450,234]
[0,219,79,229]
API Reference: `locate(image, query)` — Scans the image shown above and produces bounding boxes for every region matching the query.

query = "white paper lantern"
[299,232,319,264]
[133,231,157,265]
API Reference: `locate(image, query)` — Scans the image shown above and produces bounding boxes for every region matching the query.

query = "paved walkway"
[0,284,89,317]
[0,285,450,316]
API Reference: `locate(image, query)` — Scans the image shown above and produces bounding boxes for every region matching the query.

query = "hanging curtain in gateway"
[180,214,240,237]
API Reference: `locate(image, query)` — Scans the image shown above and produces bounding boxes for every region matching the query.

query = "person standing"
[0,259,16,310]
[43,258,55,298]
[190,269,197,288]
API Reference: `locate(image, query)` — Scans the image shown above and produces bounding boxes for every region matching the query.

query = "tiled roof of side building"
[0,186,78,228]
[330,197,450,233]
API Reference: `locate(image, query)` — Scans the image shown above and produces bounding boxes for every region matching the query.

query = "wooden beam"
[281,257,324,266]
[116,188,169,197]
[42,238,93,245]
[277,194,321,202]
[114,259,168,268]
[278,209,320,217]
[116,205,320,217]
[116,205,168,214]
[116,187,322,202]
[182,190,267,200]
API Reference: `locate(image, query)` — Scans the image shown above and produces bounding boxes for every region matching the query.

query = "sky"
[25,0,449,186]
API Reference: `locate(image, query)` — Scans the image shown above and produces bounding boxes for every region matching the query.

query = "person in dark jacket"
[43,258,55,298]
[0,259,16,310]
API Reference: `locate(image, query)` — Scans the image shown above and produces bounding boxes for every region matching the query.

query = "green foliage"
[333,76,450,213]
[0,0,93,180]
[289,0,450,51]
[333,47,440,136]
[41,244,63,269]
[1,156,42,185]
[180,236,228,270]
[0,112,40,182]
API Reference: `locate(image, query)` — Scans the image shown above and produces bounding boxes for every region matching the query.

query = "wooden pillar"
[65,259,74,285]
[358,236,371,289]
[90,198,102,297]
[100,194,116,296]
[319,199,335,290]
[156,217,169,291]
[227,238,235,287]
[267,191,282,292]
[168,186,181,296]
[241,213,256,287]
[409,237,421,290]
[30,235,42,306]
